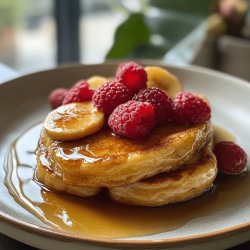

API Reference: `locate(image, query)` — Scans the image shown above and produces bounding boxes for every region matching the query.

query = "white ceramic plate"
[0,62,250,250]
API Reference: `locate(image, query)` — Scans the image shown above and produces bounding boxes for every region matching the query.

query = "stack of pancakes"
[36,121,217,207]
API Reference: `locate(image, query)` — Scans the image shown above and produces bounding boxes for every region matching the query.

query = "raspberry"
[48,88,68,109]
[63,80,94,105]
[108,100,155,139]
[173,92,211,125]
[133,87,173,124]
[214,141,247,174]
[116,62,147,93]
[92,80,133,115]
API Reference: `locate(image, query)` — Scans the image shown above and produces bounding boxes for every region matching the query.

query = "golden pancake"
[36,146,100,197]
[36,122,212,187]
[109,145,217,207]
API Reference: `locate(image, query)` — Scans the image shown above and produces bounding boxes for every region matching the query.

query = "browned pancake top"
[47,123,208,163]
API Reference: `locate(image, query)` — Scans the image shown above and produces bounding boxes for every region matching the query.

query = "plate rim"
[1,61,250,247]
[1,209,250,247]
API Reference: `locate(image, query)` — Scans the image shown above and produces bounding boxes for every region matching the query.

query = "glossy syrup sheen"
[4,123,249,239]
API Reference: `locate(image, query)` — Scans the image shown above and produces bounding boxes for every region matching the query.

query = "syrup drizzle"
[213,124,236,144]
[3,123,249,239]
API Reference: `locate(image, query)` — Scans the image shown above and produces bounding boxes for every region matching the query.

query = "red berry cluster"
[92,62,212,140]
[48,62,212,140]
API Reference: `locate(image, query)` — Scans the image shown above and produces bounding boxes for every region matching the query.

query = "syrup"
[213,124,236,144]
[4,123,248,239]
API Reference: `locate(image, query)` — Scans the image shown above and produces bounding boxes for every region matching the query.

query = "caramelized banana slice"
[145,66,183,98]
[44,102,104,141]
[87,76,108,89]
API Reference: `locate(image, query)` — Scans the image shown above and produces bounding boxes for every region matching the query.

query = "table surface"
[0,232,249,250]
[0,63,249,249]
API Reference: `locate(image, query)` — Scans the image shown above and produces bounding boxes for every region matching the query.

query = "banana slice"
[145,66,183,98]
[44,102,104,141]
[87,76,108,89]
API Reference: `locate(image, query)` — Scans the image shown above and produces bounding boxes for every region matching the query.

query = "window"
[0,0,56,73]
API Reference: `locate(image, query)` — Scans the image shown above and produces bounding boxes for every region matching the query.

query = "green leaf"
[106,13,151,59]
[132,44,169,59]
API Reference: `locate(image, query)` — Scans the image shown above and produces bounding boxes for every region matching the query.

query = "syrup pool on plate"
[4,123,249,239]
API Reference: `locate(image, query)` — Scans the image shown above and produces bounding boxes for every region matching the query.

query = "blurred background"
[0,1,250,249]
[0,0,249,80]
